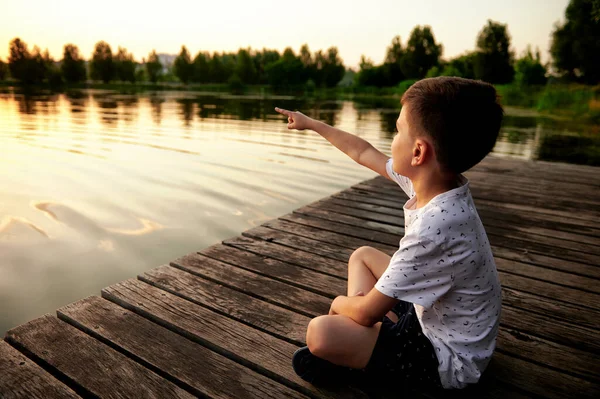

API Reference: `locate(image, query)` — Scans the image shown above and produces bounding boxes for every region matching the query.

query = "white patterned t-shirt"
[375,158,502,389]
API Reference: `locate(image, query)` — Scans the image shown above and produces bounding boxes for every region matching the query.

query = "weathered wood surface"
[2,156,599,398]
[5,315,194,398]
[0,341,80,399]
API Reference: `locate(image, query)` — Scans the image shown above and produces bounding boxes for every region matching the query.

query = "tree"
[550,0,600,84]
[8,38,33,84]
[265,47,304,88]
[0,58,7,80]
[474,20,514,84]
[90,41,115,83]
[114,47,136,83]
[61,44,87,83]
[382,35,405,85]
[444,53,476,79]
[236,48,257,84]
[400,26,443,79]
[192,51,210,83]
[145,50,162,83]
[514,47,547,86]
[312,47,345,88]
[253,48,280,84]
[174,45,193,84]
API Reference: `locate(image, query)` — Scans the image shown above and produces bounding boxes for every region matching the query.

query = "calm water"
[0,89,594,335]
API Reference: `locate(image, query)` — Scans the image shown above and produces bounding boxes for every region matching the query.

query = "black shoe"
[292,346,349,385]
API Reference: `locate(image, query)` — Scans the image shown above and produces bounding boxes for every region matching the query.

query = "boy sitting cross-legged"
[275,77,504,391]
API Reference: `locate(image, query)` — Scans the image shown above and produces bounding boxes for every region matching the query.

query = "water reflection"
[149,94,164,125]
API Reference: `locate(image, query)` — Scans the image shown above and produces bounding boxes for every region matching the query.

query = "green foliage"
[145,50,162,83]
[536,84,598,115]
[514,47,547,86]
[134,64,146,83]
[400,26,442,79]
[192,51,210,83]
[61,44,87,83]
[174,45,193,84]
[444,53,476,79]
[474,20,515,84]
[90,41,115,83]
[114,47,136,83]
[0,58,7,80]
[319,47,345,88]
[550,0,600,84]
[8,38,56,85]
[236,48,257,84]
[227,73,245,94]
[8,38,32,83]
[395,79,418,96]
[265,51,304,88]
[425,66,440,78]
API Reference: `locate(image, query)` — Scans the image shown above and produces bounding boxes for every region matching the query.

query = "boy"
[275,77,503,391]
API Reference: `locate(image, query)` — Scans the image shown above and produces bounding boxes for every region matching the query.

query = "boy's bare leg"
[347,246,391,295]
[347,246,398,321]
[307,315,381,369]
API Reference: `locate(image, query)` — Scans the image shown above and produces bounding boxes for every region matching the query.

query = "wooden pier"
[1,155,599,398]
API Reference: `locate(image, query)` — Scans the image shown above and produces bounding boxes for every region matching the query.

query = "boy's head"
[393,77,503,177]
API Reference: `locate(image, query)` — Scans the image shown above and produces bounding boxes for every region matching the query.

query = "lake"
[0,88,595,335]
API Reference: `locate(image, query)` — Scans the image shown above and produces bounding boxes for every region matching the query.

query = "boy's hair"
[401,77,503,174]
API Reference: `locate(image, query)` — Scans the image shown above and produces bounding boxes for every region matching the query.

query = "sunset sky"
[0,0,569,68]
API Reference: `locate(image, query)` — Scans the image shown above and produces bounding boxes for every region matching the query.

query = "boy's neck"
[411,170,459,209]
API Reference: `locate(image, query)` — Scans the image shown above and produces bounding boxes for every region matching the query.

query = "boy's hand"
[328,291,364,315]
[275,107,315,131]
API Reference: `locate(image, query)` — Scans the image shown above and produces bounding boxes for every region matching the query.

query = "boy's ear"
[411,138,430,166]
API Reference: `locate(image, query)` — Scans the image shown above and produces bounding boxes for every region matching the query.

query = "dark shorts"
[364,300,442,388]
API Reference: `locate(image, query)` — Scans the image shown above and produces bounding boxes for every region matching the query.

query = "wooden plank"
[354,181,600,221]
[281,212,401,248]
[488,351,599,399]
[4,315,193,398]
[0,340,80,399]
[464,170,600,202]
[335,189,600,240]
[244,218,600,321]
[343,186,600,236]
[243,226,351,263]
[139,264,311,344]
[313,199,403,226]
[199,244,346,298]
[101,279,366,399]
[295,205,404,236]
[329,194,600,254]
[297,203,600,281]
[323,196,600,262]
[270,216,600,296]
[501,305,600,354]
[57,296,308,399]
[224,235,348,279]
[501,287,600,331]
[496,327,599,382]
[170,252,331,316]
[261,218,398,254]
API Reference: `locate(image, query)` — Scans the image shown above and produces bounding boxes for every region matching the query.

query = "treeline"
[357,0,599,87]
[0,0,597,88]
[0,39,345,89]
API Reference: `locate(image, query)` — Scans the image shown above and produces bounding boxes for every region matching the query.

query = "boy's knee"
[306,316,331,357]
[349,246,375,265]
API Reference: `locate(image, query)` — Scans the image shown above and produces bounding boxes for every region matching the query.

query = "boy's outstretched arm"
[275,107,391,179]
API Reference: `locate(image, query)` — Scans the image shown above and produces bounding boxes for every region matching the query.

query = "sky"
[0,0,570,68]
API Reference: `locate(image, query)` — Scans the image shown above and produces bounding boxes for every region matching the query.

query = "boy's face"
[391,106,417,177]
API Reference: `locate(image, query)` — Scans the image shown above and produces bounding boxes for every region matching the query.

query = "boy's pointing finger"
[275,107,291,116]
